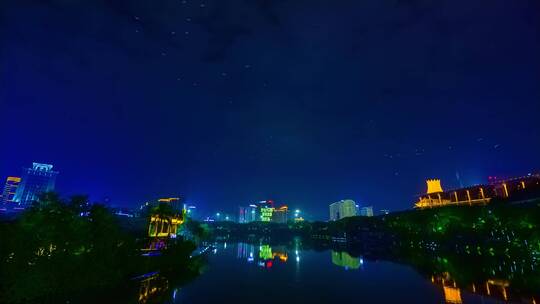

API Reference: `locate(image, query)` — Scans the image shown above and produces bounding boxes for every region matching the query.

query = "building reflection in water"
[428,272,538,304]
[237,242,256,262]
[442,286,462,304]
[236,242,291,269]
[331,251,363,270]
[137,272,169,304]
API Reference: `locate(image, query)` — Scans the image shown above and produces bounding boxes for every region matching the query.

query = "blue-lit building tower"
[14,163,59,206]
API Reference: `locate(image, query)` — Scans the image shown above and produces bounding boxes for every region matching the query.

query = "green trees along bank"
[0,193,203,303]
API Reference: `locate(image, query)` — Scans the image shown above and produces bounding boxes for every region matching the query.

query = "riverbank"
[0,193,204,304]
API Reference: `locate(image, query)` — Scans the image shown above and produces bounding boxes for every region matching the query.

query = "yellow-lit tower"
[426,179,443,194]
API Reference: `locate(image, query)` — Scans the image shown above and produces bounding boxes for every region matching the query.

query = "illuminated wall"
[1,177,21,204]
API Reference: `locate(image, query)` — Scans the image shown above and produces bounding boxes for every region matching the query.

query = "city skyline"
[1,0,539,219]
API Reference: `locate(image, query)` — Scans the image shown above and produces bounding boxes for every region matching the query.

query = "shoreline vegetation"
[0,193,204,304]
[2,194,540,303]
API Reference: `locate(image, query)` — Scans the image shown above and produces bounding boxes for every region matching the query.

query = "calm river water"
[155,241,519,304]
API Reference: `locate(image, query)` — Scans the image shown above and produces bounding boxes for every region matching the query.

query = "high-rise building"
[329,199,357,221]
[245,204,257,222]
[272,205,288,224]
[239,206,247,223]
[14,163,59,205]
[239,204,258,223]
[1,177,21,204]
[260,207,274,222]
[359,206,374,217]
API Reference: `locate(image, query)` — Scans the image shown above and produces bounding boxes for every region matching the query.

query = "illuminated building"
[139,197,183,216]
[415,174,540,209]
[331,251,361,269]
[329,199,357,221]
[359,206,374,217]
[246,205,257,222]
[148,212,185,238]
[260,206,274,222]
[147,197,186,238]
[157,197,182,212]
[427,179,444,194]
[238,206,246,223]
[239,206,255,223]
[238,201,271,223]
[272,205,288,223]
[1,177,21,204]
[14,163,59,205]
[239,205,258,223]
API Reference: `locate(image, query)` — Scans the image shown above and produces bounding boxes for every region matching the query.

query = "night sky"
[1,0,539,219]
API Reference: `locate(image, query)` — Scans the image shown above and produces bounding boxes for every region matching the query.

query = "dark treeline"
[0,193,204,304]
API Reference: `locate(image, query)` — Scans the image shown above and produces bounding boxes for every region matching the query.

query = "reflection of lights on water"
[295,250,298,255]
[360,258,364,265]
[296,256,300,262]
[173,289,178,300]
[213,248,218,254]
[224,242,227,249]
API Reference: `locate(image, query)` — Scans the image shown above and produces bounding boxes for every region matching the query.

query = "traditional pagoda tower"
[426,179,443,194]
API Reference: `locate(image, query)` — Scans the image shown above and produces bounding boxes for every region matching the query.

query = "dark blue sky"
[1,0,539,219]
